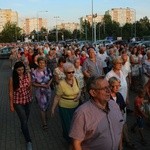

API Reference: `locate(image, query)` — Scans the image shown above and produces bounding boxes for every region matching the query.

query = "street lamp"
[93,14,97,43]
[37,10,48,41]
[54,16,60,42]
[91,0,94,42]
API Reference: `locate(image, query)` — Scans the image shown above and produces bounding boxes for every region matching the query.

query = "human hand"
[50,109,55,117]
[42,84,49,89]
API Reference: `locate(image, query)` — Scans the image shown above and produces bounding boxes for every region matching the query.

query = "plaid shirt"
[13,74,32,105]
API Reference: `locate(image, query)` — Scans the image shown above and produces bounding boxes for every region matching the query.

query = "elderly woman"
[109,77,135,149]
[51,62,80,143]
[32,57,52,130]
[53,57,66,85]
[74,58,85,103]
[105,57,128,103]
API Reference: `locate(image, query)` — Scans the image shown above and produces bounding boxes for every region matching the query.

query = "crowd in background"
[5,41,150,150]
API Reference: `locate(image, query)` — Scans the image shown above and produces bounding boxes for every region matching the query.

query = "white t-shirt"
[105,70,127,102]
[121,61,131,78]
[97,52,109,68]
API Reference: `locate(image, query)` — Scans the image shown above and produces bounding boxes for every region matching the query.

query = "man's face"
[91,79,111,103]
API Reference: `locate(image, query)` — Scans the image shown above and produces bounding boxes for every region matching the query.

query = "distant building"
[0,9,18,32]
[105,7,136,26]
[23,18,47,35]
[81,15,104,25]
[57,22,80,32]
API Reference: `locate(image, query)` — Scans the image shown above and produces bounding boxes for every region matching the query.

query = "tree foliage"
[0,22,22,42]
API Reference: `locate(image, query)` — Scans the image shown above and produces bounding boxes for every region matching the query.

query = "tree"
[0,21,22,42]
[72,29,80,40]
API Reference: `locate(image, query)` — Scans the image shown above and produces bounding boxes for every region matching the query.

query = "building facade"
[81,15,104,25]
[105,8,136,26]
[57,22,80,32]
[23,18,47,35]
[0,9,18,32]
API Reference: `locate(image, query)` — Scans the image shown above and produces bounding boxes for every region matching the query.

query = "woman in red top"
[9,61,32,150]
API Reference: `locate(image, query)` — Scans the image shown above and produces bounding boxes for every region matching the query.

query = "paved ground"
[0,59,150,150]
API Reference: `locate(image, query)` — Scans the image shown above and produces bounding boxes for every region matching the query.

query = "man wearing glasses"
[69,76,123,150]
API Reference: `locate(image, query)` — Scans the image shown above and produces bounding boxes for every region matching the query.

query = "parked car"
[138,41,150,48]
[93,40,113,47]
[128,41,142,47]
[0,47,13,59]
[77,40,92,46]
[112,40,128,45]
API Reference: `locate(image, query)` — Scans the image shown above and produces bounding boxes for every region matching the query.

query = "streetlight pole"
[134,9,136,39]
[54,16,60,42]
[93,14,97,43]
[91,0,94,42]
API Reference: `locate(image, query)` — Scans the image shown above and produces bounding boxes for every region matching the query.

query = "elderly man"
[82,47,103,78]
[69,76,124,150]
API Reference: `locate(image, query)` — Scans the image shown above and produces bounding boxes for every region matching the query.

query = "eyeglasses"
[94,86,111,92]
[67,71,75,74]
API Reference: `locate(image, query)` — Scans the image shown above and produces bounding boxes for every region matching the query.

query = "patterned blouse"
[13,74,32,105]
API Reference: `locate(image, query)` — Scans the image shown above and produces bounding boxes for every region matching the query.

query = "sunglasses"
[67,71,75,74]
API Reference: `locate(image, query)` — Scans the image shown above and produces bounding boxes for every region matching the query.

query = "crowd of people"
[4,41,150,150]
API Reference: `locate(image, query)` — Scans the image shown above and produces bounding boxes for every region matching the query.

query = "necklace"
[66,79,74,87]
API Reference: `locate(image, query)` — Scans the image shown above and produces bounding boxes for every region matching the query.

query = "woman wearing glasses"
[105,57,128,104]
[51,62,80,145]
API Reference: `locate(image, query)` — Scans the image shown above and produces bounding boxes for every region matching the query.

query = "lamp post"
[93,14,97,43]
[37,10,48,41]
[91,0,94,42]
[54,16,60,42]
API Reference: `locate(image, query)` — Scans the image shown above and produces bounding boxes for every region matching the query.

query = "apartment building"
[81,15,104,24]
[0,9,18,32]
[57,22,80,32]
[24,18,47,35]
[105,7,136,26]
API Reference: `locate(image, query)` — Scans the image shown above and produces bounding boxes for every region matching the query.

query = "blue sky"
[0,0,150,29]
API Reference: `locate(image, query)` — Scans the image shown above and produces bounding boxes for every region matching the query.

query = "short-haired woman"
[9,61,32,150]
[51,62,80,144]
[32,57,52,130]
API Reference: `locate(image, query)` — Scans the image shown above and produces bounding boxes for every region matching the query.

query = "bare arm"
[51,95,61,116]
[9,77,14,112]
[73,139,82,150]
[83,70,91,78]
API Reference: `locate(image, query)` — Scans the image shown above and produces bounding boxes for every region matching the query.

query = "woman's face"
[114,61,122,70]
[16,66,24,76]
[49,50,53,56]
[74,59,80,68]
[38,60,46,69]
[65,68,75,80]
[121,53,128,62]
[110,80,121,93]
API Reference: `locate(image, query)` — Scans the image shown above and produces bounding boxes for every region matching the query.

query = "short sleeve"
[56,82,63,96]
[69,109,86,141]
